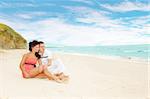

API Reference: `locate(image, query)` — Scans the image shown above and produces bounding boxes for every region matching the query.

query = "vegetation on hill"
[0,23,27,49]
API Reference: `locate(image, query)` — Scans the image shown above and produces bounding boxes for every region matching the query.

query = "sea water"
[47,44,150,61]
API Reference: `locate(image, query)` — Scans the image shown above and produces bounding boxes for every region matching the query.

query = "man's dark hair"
[38,41,44,44]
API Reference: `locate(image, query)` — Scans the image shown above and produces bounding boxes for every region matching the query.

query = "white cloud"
[100,1,149,12]
[130,15,150,26]
[0,17,148,46]
[16,14,33,19]
[70,0,94,5]
[63,6,110,16]
[0,1,37,8]
[0,5,149,46]
[15,12,47,19]
[67,6,127,29]
[117,15,150,36]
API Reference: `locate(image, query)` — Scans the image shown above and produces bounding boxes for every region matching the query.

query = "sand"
[0,49,149,99]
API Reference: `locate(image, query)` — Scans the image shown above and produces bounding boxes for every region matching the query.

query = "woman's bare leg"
[28,66,43,78]
[43,69,62,83]
[35,73,47,79]
[28,66,63,83]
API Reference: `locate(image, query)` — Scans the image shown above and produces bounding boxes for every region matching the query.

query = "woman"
[19,40,62,83]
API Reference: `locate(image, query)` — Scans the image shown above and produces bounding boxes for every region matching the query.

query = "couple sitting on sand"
[19,40,69,83]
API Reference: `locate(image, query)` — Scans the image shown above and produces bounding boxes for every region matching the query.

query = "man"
[39,41,69,81]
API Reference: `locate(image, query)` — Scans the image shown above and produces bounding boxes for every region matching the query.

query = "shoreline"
[53,51,148,64]
[0,49,148,64]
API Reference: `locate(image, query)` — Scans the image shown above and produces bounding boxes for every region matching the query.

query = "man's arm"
[46,49,53,66]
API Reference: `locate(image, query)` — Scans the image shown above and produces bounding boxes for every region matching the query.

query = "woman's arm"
[37,59,42,66]
[37,59,47,69]
[47,59,52,66]
[38,58,52,67]
[20,54,29,77]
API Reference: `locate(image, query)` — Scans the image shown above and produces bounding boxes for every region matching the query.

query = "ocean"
[47,44,149,61]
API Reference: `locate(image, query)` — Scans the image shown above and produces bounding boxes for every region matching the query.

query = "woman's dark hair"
[29,40,39,51]
[29,40,41,59]
[35,52,41,59]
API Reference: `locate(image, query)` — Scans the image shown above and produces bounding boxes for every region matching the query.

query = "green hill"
[0,23,27,49]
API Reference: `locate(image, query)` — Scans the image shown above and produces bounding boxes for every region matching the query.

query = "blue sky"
[0,0,149,46]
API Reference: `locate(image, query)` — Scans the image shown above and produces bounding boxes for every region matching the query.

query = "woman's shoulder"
[23,52,30,57]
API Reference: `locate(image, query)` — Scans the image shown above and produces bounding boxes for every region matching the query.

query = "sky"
[0,0,149,46]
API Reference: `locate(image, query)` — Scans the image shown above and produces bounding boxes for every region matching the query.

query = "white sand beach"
[0,49,149,99]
